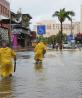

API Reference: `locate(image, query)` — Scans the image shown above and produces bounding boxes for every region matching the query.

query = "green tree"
[52,8,75,50]
[48,35,56,44]
[56,31,66,44]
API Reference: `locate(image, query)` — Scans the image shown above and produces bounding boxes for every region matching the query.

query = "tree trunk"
[59,22,63,50]
[71,20,72,34]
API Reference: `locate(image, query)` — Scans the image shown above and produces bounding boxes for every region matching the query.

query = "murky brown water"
[0,50,82,98]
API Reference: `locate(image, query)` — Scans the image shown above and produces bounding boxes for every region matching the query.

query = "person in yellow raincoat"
[0,41,16,78]
[34,41,47,64]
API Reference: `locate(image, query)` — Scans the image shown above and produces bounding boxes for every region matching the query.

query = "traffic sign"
[37,25,46,35]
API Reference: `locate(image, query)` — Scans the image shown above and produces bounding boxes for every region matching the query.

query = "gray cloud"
[10,0,82,23]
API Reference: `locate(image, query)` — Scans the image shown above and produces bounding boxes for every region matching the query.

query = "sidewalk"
[14,47,34,52]
[48,48,81,51]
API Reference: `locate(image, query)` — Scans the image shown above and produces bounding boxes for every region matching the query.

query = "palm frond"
[52,8,75,23]
[66,11,75,16]
[66,16,72,21]
[52,11,59,17]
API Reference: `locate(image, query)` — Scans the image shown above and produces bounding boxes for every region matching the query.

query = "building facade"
[34,20,80,37]
[0,0,10,18]
[80,5,82,33]
[11,12,32,49]
[0,0,10,45]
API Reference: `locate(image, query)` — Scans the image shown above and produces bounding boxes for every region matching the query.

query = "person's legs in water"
[0,64,13,79]
[35,59,39,64]
[35,59,42,64]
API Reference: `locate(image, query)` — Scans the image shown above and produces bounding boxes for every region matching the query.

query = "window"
[1,5,3,14]
[2,6,4,15]
[47,24,51,30]
[53,24,55,29]
[6,9,10,17]
[5,8,7,16]
[3,7,5,15]
[7,10,10,17]
[0,5,1,14]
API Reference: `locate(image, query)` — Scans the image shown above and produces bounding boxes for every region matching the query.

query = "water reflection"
[34,62,44,73]
[0,51,82,98]
[0,77,15,98]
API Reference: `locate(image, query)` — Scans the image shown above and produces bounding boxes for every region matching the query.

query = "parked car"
[63,43,71,49]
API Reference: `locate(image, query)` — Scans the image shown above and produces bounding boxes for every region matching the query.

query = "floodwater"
[0,50,82,98]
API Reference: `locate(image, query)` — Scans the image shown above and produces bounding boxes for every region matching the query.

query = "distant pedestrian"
[76,41,81,51]
[0,41,16,78]
[34,41,47,64]
[55,43,59,50]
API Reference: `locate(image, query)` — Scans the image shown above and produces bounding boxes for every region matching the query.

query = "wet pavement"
[0,50,82,98]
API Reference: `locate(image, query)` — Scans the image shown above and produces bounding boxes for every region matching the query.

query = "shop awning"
[13,25,30,30]
[0,19,17,24]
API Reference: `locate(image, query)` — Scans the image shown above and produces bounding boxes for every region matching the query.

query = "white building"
[34,20,80,37]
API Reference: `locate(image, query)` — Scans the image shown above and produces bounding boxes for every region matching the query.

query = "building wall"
[0,0,10,45]
[80,5,82,33]
[34,20,80,37]
[0,0,10,18]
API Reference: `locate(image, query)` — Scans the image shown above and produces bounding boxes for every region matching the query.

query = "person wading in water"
[0,41,16,78]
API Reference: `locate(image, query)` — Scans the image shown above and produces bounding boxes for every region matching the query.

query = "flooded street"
[0,50,82,98]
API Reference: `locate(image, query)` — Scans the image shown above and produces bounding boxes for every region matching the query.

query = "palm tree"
[52,8,75,50]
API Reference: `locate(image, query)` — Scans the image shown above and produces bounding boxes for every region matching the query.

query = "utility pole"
[8,0,12,47]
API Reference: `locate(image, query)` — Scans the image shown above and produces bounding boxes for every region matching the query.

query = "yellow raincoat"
[0,47,16,78]
[34,42,46,61]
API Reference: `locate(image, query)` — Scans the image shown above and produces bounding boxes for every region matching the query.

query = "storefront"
[0,0,10,46]
[0,24,9,47]
[12,27,32,50]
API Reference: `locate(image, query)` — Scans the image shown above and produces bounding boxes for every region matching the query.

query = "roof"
[11,11,16,17]
[22,14,32,19]
[15,13,32,19]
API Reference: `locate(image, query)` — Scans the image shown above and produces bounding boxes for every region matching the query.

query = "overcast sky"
[9,0,82,25]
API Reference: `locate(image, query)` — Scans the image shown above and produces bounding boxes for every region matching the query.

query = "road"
[0,50,82,98]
